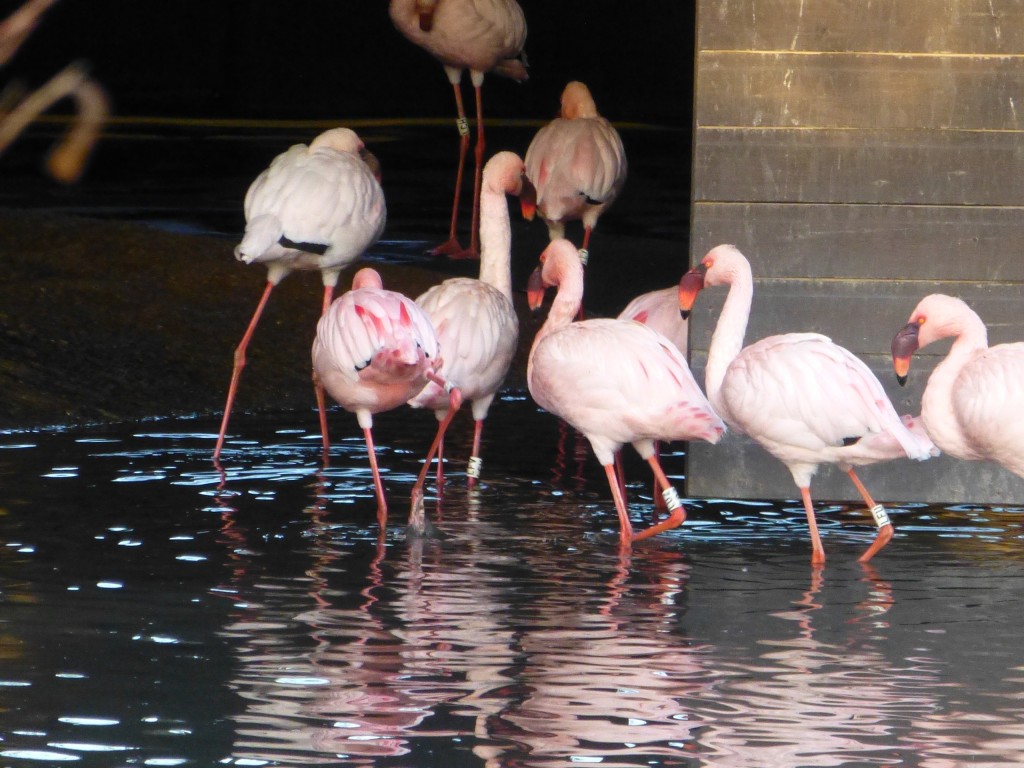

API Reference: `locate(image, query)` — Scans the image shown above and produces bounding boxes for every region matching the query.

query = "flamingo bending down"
[409,151,530,488]
[892,293,1024,478]
[526,239,726,547]
[679,244,936,565]
[389,0,527,259]
[215,128,386,459]
[522,81,627,264]
[313,268,462,535]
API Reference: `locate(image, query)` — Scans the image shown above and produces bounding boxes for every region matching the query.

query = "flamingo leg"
[846,468,894,563]
[467,417,484,490]
[214,280,275,459]
[613,450,627,501]
[409,379,463,536]
[362,426,388,529]
[800,487,827,565]
[632,454,686,542]
[651,441,667,510]
[463,81,486,259]
[435,429,445,493]
[430,81,470,257]
[602,463,634,547]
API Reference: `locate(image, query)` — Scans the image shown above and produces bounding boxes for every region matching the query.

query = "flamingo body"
[892,293,1024,478]
[523,81,626,250]
[528,239,725,545]
[680,244,935,564]
[409,151,525,485]
[236,127,385,284]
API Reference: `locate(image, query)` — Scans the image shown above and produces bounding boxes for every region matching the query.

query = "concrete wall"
[687,0,1024,504]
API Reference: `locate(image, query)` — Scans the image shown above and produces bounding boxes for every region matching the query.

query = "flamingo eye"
[916,315,926,326]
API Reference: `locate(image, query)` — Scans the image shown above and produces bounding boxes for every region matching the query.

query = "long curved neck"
[527,264,582,368]
[705,265,753,410]
[478,182,513,299]
[922,313,989,453]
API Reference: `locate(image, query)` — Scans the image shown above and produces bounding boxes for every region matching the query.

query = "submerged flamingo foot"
[631,506,685,542]
[857,521,894,563]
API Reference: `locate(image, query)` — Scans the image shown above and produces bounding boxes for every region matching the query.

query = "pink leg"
[463,83,486,259]
[214,281,275,459]
[847,468,894,563]
[430,82,470,257]
[602,463,634,547]
[435,429,445,493]
[800,486,827,565]
[632,454,686,542]
[467,417,484,489]
[409,377,463,535]
[362,426,388,528]
[651,441,666,510]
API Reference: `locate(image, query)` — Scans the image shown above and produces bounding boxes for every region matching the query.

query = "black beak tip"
[679,309,691,320]
[896,374,908,387]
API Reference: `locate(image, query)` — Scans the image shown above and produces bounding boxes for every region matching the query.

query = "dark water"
[2,396,1024,767]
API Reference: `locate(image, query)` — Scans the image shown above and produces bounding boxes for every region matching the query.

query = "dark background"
[8,1,695,125]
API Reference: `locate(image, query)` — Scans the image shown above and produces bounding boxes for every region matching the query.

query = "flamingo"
[312,268,462,535]
[521,81,627,265]
[214,127,386,459]
[679,244,936,565]
[526,239,726,547]
[408,151,530,489]
[389,0,528,259]
[892,293,1024,478]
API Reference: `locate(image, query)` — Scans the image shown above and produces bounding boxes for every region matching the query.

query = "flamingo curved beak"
[526,265,546,311]
[678,265,707,319]
[891,322,920,386]
[519,177,537,221]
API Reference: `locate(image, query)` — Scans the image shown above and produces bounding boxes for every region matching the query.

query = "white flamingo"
[409,151,529,488]
[679,244,936,565]
[892,293,1024,479]
[214,127,386,459]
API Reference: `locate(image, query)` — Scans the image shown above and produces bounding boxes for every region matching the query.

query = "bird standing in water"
[892,293,1024,479]
[679,244,936,565]
[215,128,386,459]
[527,239,726,547]
[522,81,627,267]
[313,268,462,536]
[389,0,528,259]
[409,151,530,489]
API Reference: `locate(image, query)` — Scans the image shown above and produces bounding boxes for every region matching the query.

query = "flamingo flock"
[210,2,1019,564]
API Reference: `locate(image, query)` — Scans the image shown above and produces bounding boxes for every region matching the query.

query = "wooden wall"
[687,0,1024,504]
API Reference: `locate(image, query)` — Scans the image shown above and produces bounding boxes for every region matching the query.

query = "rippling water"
[2,395,1024,767]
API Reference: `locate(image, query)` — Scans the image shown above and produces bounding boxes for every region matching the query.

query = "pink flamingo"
[408,151,530,489]
[313,268,462,535]
[679,244,936,565]
[522,81,627,265]
[526,239,726,547]
[892,293,1024,478]
[389,0,527,259]
[215,128,386,459]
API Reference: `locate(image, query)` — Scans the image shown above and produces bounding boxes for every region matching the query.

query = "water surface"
[1,397,1023,766]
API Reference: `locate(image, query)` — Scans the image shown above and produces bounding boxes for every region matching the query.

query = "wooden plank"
[690,202,1024,282]
[695,51,1024,131]
[698,0,1024,55]
[685,278,1024,358]
[693,127,1024,205]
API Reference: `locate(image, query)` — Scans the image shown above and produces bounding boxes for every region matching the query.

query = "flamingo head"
[891,319,922,386]
[678,264,706,319]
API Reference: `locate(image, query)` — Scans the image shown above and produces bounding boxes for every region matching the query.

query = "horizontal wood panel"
[698,0,1024,55]
[685,279,1024,358]
[690,202,1024,281]
[696,51,1023,131]
[693,127,1024,205]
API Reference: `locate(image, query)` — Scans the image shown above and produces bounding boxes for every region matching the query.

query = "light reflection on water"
[0,394,1023,766]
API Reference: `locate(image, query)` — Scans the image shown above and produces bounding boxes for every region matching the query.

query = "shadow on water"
[1,397,1023,766]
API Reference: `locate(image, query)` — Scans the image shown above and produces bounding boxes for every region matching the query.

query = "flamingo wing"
[954,342,1024,469]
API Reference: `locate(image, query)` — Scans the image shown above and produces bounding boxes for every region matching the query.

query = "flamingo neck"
[705,264,753,411]
[528,262,583,366]
[921,312,989,456]
[478,180,513,299]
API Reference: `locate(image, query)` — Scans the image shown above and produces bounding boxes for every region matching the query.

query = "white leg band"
[456,117,470,137]
[870,504,891,528]
[661,486,682,511]
[578,248,589,266]
[467,455,482,479]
